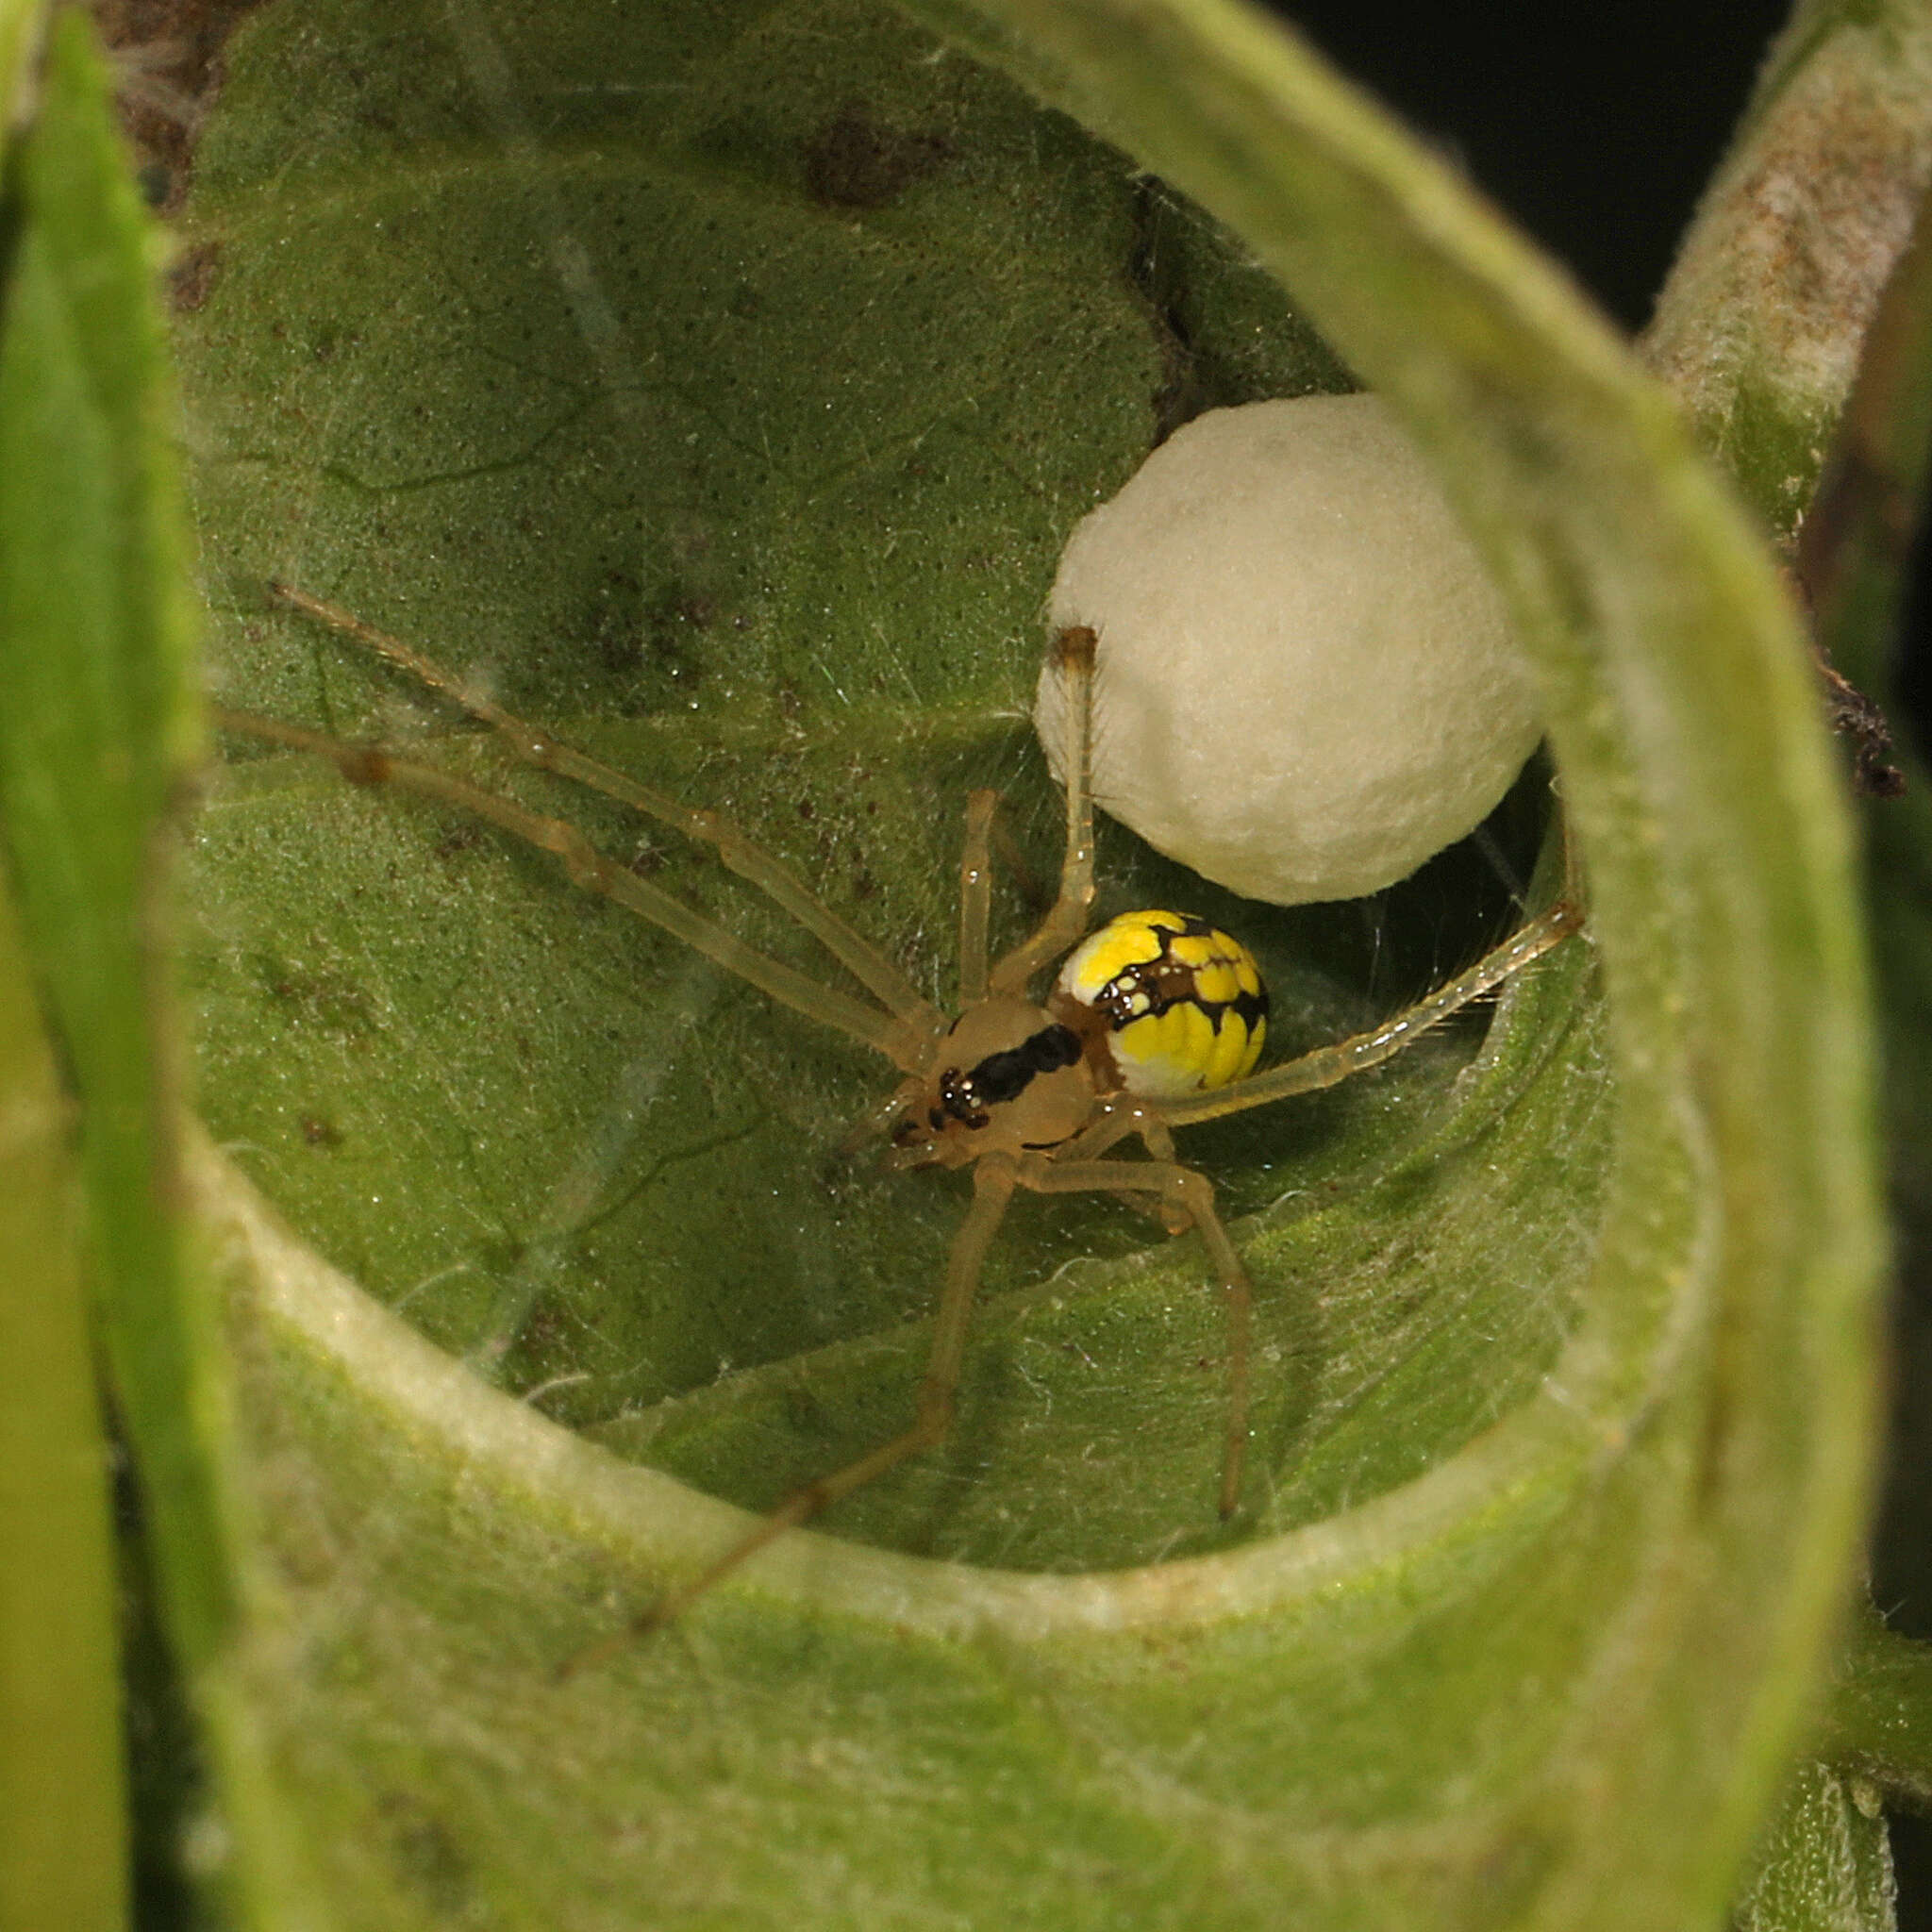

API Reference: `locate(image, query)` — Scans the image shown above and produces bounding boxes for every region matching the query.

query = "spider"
[214,587,1582,1651]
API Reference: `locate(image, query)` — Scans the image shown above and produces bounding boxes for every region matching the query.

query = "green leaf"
[0,0,39,162]
[1731,1760,1896,1932]
[1643,0,1932,545]
[0,16,314,1929]
[174,0,1884,1924]
[0,858,125,1930]
[1643,6,1932,1911]
[1822,1608,1932,1815]
[1790,157,1932,1711]
[1,0,219,1673]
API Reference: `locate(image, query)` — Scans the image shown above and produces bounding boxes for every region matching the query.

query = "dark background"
[1279,1,1786,334]
[1266,2,1930,1924]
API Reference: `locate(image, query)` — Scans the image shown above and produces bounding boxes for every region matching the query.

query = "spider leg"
[213,707,925,1067]
[1052,1099,1185,1223]
[268,583,947,1042]
[563,1154,1020,1657]
[1018,1152,1253,1519]
[1151,897,1584,1130]
[989,625,1097,996]
[957,788,998,1007]
[1134,1114,1196,1235]
[1057,1097,1145,1163]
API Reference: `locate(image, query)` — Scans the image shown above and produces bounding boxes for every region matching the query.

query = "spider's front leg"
[1017,1149,1254,1520]
[262,582,949,1056]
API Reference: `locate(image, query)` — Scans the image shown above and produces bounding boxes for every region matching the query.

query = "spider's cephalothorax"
[889,997,1094,1166]
[220,595,1581,1654]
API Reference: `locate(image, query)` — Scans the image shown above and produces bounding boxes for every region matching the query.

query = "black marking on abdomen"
[1090,920,1271,1040]
[1215,987,1270,1035]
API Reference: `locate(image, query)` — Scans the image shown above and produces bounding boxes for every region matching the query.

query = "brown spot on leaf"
[166,239,222,312]
[803,105,950,211]
[93,0,274,211]
[432,823,487,863]
[260,958,375,1039]
[584,570,644,674]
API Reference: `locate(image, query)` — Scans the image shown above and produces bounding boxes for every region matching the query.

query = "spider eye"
[938,1069,989,1130]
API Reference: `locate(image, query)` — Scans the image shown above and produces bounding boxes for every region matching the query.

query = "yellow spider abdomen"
[1056,911,1268,1098]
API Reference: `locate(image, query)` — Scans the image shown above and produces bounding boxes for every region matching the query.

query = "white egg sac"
[1036,393,1544,906]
